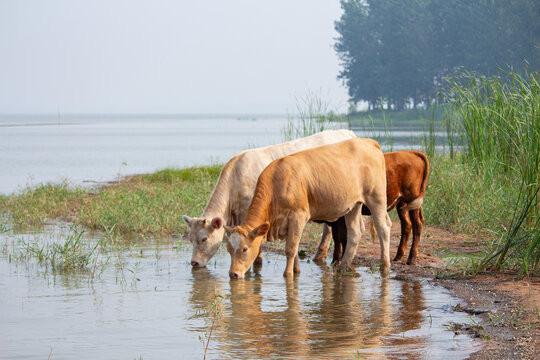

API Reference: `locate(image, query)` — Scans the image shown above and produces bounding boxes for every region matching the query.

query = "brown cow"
[224,138,392,279]
[314,150,429,265]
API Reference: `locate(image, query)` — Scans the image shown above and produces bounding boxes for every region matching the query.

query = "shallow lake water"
[0,115,289,194]
[0,227,479,359]
[0,115,448,194]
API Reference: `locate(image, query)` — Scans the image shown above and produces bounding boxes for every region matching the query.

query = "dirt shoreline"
[263,222,540,359]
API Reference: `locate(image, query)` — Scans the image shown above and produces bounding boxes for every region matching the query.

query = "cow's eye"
[242,247,248,252]
[201,237,207,242]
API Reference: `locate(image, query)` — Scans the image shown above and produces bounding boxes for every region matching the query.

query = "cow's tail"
[412,150,430,197]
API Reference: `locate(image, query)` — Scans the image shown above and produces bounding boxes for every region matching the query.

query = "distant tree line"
[335,0,540,110]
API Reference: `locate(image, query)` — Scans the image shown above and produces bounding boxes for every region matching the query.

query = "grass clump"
[0,166,222,237]
[9,226,99,272]
[281,89,346,141]
[438,68,540,276]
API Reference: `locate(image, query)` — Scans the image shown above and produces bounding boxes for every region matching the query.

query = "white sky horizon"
[0,1,350,115]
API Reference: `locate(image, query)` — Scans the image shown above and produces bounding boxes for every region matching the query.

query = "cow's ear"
[249,223,270,240]
[224,225,234,236]
[210,217,223,230]
[182,215,193,227]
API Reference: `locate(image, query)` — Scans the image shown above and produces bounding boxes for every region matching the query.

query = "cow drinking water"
[182,129,356,267]
[224,138,392,279]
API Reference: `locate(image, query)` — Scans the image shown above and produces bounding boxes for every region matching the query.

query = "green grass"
[7,226,99,273]
[445,69,539,276]
[348,107,445,126]
[0,166,222,237]
[281,89,347,141]
[428,68,539,276]
[422,155,521,235]
[0,182,87,227]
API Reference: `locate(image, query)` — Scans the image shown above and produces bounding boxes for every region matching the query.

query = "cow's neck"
[243,182,272,229]
[200,158,239,223]
[202,189,230,223]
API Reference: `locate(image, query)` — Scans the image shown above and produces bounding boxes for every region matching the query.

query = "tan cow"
[224,138,392,279]
[182,129,356,267]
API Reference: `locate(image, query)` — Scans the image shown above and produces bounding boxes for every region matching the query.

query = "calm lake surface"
[0,114,446,194]
[0,115,288,194]
[0,226,479,360]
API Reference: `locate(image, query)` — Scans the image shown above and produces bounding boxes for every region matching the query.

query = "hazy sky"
[0,1,349,114]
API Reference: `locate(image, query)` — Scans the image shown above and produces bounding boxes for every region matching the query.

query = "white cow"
[182,129,356,267]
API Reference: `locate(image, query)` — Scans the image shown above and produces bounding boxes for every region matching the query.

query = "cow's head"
[224,223,269,279]
[182,215,225,267]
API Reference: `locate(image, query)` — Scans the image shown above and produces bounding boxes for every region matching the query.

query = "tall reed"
[443,68,540,275]
[281,90,345,141]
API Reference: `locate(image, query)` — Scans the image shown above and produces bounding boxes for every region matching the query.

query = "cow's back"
[209,129,356,223]
[262,138,385,223]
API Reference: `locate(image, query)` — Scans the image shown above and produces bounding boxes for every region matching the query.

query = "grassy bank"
[422,155,520,234]
[447,69,539,276]
[348,107,445,127]
[0,166,222,237]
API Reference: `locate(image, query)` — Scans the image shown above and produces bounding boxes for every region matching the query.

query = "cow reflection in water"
[188,266,426,359]
[188,267,225,309]
[188,268,309,358]
[306,265,392,358]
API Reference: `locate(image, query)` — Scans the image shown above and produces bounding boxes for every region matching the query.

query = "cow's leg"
[368,200,392,275]
[254,248,263,266]
[294,254,300,274]
[253,234,266,267]
[332,217,347,264]
[331,220,342,264]
[394,207,412,262]
[313,224,332,263]
[339,204,364,270]
[284,214,307,278]
[370,217,377,244]
[331,231,342,264]
[407,208,424,265]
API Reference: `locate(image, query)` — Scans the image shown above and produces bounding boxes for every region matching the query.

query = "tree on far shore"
[335,0,540,110]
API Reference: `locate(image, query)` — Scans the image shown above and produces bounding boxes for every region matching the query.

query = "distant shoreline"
[0,113,288,120]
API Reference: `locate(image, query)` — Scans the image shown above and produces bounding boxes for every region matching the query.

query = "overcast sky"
[0,0,349,114]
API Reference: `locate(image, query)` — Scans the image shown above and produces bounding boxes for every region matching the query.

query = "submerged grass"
[6,226,99,273]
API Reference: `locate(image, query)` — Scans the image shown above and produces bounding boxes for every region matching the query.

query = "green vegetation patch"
[428,69,540,275]
[0,165,222,237]
[423,155,521,235]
